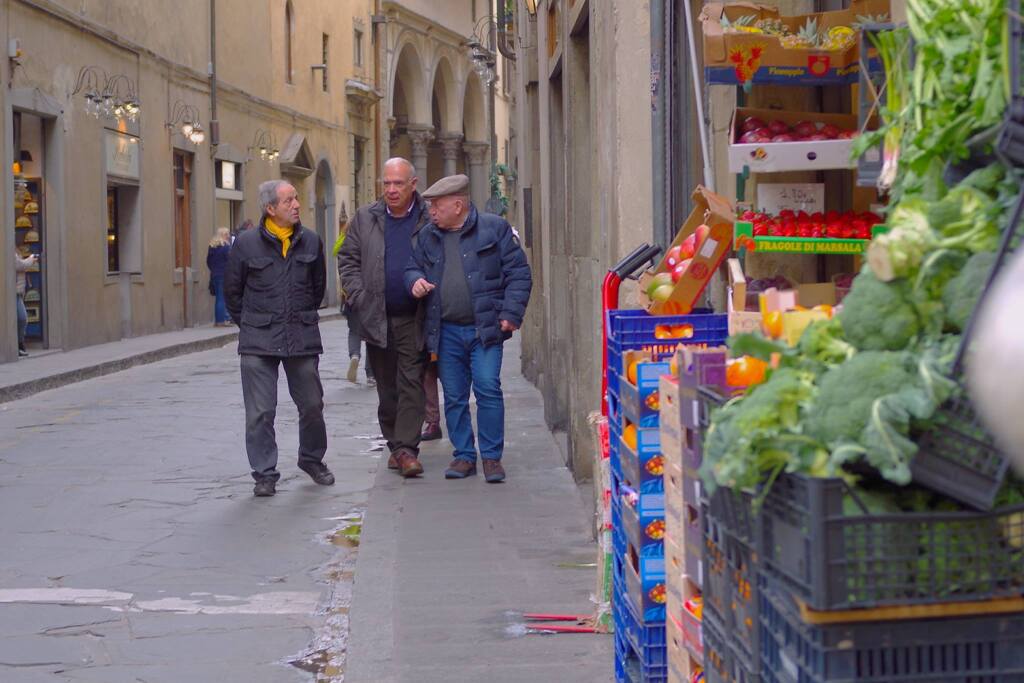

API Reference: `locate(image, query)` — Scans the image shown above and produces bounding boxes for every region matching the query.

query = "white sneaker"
[366,377,376,388]
[347,356,359,383]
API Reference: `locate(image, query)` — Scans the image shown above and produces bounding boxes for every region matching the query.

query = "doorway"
[173,151,193,327]
[314,159,335,307]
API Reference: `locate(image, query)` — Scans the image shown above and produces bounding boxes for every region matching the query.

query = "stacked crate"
[606,310,728,683]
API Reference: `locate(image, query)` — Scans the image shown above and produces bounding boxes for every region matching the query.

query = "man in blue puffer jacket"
[406,175,532,483]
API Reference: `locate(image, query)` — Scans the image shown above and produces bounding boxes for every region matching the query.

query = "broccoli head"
[837,269,921,351]
[942,251,996,332]
[803,351,917,446]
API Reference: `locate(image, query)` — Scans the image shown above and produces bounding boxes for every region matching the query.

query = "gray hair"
[258,180,289,214]
[383,157,416,179]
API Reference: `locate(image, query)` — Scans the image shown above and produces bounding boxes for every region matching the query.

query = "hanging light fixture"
[72,68,141,123]
[248,129,279,163]
[167,101,204,146]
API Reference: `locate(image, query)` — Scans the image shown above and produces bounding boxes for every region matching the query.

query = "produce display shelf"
[733,222,880,255]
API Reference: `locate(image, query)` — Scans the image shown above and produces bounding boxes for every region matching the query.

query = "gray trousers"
[240,354,327,481]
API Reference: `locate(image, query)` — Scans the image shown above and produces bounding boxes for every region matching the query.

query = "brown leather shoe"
[444,458,477,479]
[396,450,424,478]
[387,452,400,470]
[482,459,505,483]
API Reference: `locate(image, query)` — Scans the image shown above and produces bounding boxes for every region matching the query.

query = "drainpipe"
[373,0,384,198]
[209,0,219,148]
[650,0,669,246]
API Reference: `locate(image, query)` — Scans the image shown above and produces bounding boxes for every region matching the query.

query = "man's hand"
[500,320,519,333]
[411,278,436,299]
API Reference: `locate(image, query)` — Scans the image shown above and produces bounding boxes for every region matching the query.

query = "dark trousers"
[240,354,327,481]
[423,359,440,424]
[366,314,425,455]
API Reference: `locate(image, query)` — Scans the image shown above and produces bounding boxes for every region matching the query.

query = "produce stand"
[606,3,1024,683]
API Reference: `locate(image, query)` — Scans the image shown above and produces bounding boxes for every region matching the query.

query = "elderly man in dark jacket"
[224,179,333,497]
[407,174,532,483]
[338,158,431,478]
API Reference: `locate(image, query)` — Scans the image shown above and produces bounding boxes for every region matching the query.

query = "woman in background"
[207,227,232,326]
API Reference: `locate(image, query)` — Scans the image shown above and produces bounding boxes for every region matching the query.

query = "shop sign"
[105,130,140,180]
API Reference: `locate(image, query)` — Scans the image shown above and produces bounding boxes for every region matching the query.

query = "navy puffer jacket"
[405,206,532,354]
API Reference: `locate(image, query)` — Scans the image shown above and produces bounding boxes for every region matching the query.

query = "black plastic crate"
[911,393,1010,510]
[760,473,1024,611]
[703,608,759,683]
[702,487,759,671]
[759,579,1024,683]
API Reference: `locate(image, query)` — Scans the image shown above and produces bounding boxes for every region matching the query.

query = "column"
[463,141,490,209]
[406,126,434,181]
[438,133,464,177]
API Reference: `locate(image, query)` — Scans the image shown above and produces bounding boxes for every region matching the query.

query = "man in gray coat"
[338,158,429,478]
[225,179,333,497]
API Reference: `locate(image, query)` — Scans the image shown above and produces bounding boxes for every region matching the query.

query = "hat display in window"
[23,288,40,303]
[24,229,40,243]
[16,215,32,229]
[23,201,39,214]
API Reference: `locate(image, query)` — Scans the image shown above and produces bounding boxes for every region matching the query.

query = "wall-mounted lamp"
[71,66,141,122]
[248,129,280,162]
[167,101,205,145]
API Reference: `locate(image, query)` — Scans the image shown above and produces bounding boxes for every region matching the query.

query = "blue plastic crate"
[619,361,671,429]
[606,310,729,380]
[760,577,1024,683]
[614,579,668,673]
[616,629,668,683]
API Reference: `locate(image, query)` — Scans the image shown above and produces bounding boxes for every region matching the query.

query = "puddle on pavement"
[330,524,362,548]
[289,508,364,682]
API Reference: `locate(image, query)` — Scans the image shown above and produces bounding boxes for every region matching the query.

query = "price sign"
[756,183,825,216]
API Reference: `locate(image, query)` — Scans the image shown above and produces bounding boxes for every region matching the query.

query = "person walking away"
[333,217,375,386]
[406,174,532,482]
[224,179,334,497]
[207,227,232,326]
[338,158,429,478]
[13,248,36,357]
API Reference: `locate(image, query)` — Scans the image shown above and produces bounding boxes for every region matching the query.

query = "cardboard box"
[664,462,685,550]
[618,425,664,491]
[727,258,764,336]
[623,529,666,623]
[683,467,704,588]
[730,107,861,173]
[638,186,735,315]
[700,0,891,86]
[659,375,683,451]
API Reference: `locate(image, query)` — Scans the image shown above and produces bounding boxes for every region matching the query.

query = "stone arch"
[314,157,336,306]
[389,38,429,126]
[430,55,460,133]
[462,70,488,143]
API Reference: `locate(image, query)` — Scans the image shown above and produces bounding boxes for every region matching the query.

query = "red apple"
[837,129,858,139]
[820,124,841,139]
[807,134,829,141]
[742,117,766,133]
[678,234,697,260]
[793,121,817,138]
[768,120,791,135]
[694,224,711,252]
[665,245,683,268]
[771,133,796,142]
[671,258,693,283]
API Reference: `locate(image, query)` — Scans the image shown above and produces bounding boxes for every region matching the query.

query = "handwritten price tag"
[757,183,825,216]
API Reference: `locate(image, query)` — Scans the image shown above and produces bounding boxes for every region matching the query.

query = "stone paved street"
[0,320,380,682]
[0,319,612,682]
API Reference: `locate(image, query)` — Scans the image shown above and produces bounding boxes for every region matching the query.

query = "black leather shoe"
[420,422,443,441]
[298,461,335,486]
[254,478,276,497]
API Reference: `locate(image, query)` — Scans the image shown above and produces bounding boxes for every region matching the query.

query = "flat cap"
[422,174,470,199]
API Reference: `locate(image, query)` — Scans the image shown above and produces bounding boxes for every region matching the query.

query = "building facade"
[381,0,514,212]
[0,0,382,363]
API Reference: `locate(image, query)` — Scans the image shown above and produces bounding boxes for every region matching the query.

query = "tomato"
[727,356,768,386]
[623,423,638,451]
[763,311,784,339]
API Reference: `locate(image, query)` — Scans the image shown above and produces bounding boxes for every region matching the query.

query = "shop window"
[285,0,295,83]
[216,161,241,191]
[107,188,120,273]
[321,33,330,92]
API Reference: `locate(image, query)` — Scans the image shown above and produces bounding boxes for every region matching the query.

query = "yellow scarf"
[265,217,294,258]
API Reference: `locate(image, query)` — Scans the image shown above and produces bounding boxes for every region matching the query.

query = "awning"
[278,133,315,178]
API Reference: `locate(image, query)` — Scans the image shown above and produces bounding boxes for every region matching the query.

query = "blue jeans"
[437,322,504,462]
[212,274,228,323]
[15,294,27,346]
